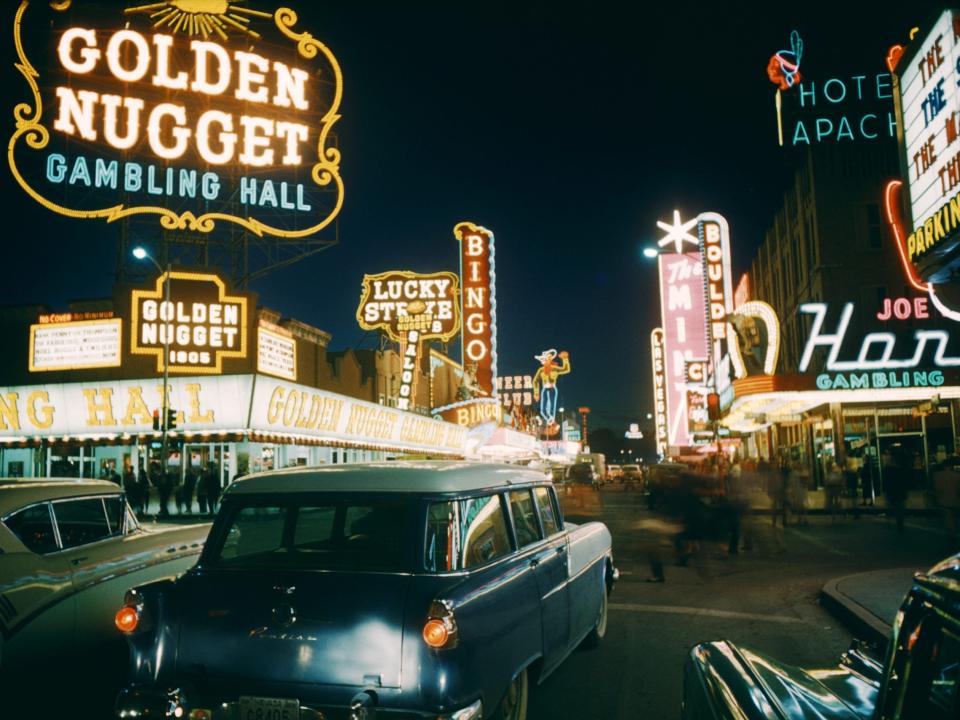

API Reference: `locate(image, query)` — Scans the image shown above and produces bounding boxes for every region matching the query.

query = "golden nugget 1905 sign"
[10,1,343,238]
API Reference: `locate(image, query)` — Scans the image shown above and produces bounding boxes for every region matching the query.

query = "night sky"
[0,0,948,431]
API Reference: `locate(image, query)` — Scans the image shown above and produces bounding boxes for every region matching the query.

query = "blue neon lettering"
[824,78,846,103]
[124,163,142,192]
[46,153,66,183]
[68,156,91,185]
[201,172,219,200]
[94,159,118,188]
[816,118,834,141]
[860,114,877,139]
[792,121,810,145]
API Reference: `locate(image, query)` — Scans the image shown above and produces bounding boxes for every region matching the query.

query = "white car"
[0,478,209,669]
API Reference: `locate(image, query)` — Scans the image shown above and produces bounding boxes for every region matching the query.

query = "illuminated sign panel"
[798,301,959,390]
[9,2,343,239]
[131,271,249,374]
[29,318,122,371]
[657,218,709,448]
[650,328,668,458]
[894,10,960,277]
[684,359,708,385]
[455,222,498,397]
[433,398,502,428]
[257,325,296,381]
[496,375,534,409]
[356,271,460,343]
[357,270,460,411]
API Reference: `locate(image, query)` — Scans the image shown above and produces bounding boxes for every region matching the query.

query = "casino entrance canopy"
[721,374,960,434]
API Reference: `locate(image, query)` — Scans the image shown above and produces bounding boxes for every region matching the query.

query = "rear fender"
[123,578,179,686]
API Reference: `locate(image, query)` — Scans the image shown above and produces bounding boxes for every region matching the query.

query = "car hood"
[175,568,411,690]
[683,641,878,720]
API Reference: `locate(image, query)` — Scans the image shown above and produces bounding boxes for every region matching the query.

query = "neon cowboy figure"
[532,349,571,434]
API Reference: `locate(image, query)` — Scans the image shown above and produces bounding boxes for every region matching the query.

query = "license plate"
[239,696,300,720]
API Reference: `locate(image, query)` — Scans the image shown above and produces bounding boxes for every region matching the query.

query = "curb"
[819,576,892,648]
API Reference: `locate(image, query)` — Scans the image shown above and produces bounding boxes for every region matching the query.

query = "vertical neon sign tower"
[454,222,498,397]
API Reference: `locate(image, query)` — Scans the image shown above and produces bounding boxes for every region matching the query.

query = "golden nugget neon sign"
[10,1,343,238]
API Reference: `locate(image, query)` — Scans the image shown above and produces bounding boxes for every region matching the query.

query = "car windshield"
[208,496,417,572]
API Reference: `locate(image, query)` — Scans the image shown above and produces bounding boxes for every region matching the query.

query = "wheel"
[580,581,608,649]
[493,668,528,720]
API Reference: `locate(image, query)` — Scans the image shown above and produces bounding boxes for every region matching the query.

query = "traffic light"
[152,409,160,431]
[707,393,721,421]
[166,408,178,430]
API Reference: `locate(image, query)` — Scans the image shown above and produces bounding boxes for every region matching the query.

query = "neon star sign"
[9,1,343,239]
[656,210,699,253]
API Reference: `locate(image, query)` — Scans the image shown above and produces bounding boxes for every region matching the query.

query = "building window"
[866,204,883,249]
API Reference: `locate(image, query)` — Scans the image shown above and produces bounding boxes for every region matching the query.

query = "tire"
[493,668,528,720]
[581,581,608,649]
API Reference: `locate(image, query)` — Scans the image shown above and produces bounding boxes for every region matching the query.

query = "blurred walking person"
[883,452,909,532]
[933,456,960,539]
[825,462,844,523]
[787,463,809,526]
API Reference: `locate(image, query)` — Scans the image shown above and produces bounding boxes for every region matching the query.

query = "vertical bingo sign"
[454,222,498,396]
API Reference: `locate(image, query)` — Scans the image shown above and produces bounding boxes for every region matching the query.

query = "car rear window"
[425,494,512,571]
[211,497,416,572]
[4,503,58,554]
[54,498,113,549]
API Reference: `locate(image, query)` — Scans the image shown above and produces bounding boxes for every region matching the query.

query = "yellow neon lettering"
[26,391,53,429]
[0,393,20,431]
[82,388,116,427]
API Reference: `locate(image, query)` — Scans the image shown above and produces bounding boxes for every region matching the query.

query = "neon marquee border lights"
[9,1,344,239]
[727,300,780,377]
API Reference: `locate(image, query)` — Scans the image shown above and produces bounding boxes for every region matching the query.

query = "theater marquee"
[9,1,343,239]
[130,270,249,374]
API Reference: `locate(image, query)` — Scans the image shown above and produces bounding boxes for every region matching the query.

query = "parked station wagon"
[0,479,208,670]
[115,461,618,720]
[682,553,960,719]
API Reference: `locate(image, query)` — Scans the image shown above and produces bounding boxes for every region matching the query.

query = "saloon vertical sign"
[454,221,498,396]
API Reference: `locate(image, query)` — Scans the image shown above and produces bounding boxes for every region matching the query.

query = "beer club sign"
[9,1,343,239]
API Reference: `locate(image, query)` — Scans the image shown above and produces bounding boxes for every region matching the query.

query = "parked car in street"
[115,461,617,720]
[621,464,643,490]
[607,464,623,483]
[0,478,208,671]
[682,553,960,719]
[567,461,599,487]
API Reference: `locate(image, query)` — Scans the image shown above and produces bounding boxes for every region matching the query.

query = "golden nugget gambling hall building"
[0,271,467,484]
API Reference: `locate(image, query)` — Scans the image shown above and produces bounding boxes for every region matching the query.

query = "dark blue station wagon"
[115,461,617,720]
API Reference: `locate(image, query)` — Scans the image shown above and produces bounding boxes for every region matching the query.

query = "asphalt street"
[535,488,956,719]
[6,489,955,720]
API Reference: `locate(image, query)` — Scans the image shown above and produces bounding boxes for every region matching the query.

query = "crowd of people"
[102,460,229,518]
[640,452,960,583]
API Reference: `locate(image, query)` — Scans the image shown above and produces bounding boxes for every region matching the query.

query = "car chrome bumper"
[117,686,481,720]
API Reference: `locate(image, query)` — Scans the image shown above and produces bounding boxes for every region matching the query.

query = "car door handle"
[70,556,88,566]
[529,558,540,568]
[555,546,567,555]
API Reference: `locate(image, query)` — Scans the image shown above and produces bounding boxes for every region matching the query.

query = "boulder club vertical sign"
[454,221,498,396]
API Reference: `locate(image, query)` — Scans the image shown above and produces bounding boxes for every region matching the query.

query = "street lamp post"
[133,247,171,483]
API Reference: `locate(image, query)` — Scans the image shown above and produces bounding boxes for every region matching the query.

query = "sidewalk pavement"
[819,567,919,646]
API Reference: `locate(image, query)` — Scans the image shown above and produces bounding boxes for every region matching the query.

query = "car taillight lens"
[115,605,139,634]
[423,619,449,648]
[423,600,458,650]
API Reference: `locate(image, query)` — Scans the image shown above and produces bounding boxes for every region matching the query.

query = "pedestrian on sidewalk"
[933,456,960,539]
[843,460,861,519]
[769,462,788,527]
[883,452,908,532]
[136,463,149,516]
[182,465,198,515]
[859,456,877,506]
[825,462,844,523]
[788,463,809,526]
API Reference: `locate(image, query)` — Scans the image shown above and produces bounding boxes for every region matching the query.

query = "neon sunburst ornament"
[124,1,273,40]
[656,210,699,253]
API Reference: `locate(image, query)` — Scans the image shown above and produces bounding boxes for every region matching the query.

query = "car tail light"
[423,600,458,650]
[115,605,139,634]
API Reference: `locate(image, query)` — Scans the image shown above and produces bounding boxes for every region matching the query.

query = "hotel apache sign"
[9,1,343,239]
[131,270,249,374]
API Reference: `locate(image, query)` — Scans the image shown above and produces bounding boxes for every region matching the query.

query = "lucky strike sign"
[356,271,460,343]
[9,1,343,239]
